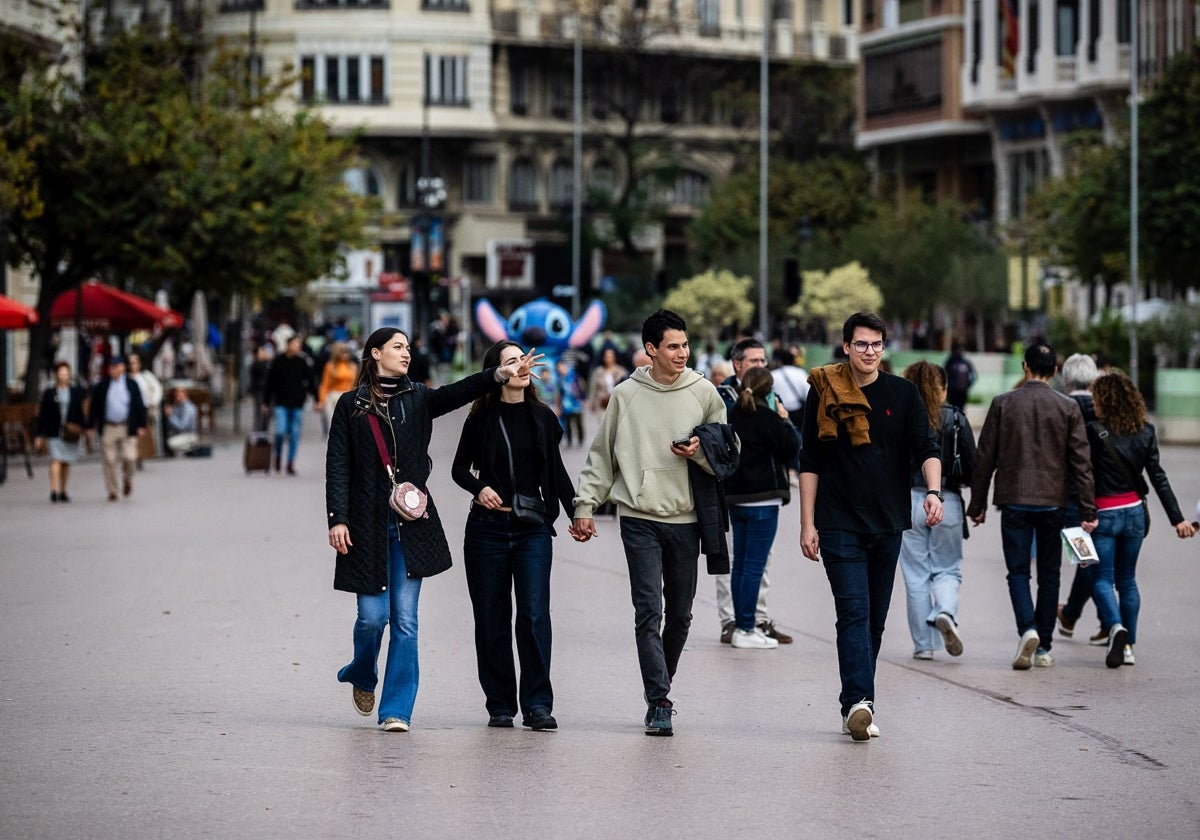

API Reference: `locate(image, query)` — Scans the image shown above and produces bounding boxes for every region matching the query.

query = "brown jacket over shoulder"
[966,380,1097,520]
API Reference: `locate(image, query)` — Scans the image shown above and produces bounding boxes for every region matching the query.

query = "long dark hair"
[469,340,544,415]
[356,327,409,407]
[737,366,774,413]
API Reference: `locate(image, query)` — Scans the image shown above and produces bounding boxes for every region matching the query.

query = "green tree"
[1,26,370,398]
[1140,41,1200,293]
[662,269,754,343]
[787,261,883,338]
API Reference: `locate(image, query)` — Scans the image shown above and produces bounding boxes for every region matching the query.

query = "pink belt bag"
[367,413,428,521]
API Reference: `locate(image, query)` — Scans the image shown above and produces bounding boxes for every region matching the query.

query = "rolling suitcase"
[243,432,272,474]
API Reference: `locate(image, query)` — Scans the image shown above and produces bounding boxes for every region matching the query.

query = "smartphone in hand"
[671,436,692,448]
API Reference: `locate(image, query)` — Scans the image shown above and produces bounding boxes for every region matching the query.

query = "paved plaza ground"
[2,400,1199,839]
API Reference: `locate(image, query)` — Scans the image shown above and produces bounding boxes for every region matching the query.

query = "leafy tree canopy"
[787,261,883,338]
[662,269,754,342]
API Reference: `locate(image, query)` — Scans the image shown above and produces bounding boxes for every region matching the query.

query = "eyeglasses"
[850,341,885,354]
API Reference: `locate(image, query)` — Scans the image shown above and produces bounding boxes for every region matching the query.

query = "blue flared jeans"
[337,520,423,724]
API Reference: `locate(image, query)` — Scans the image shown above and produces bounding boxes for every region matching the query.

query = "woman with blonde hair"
[1084,373,1195,667]
[898,360,976,660]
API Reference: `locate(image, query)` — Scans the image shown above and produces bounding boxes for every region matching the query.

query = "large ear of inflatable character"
[568,300,606,348]
[475,298,511,344]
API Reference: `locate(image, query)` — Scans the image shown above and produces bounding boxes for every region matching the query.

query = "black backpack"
[941,405,974,489]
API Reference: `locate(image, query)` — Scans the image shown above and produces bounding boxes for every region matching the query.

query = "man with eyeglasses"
[714,337,793,646]
[799,312,943,742]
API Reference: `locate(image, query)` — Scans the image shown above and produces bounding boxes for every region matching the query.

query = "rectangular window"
[898,0,922,24]
[510,63,527,115]
[301,56,315,102]
[1087,0,1099,61]
[370,56,385,102]
[1056,0,1078,56]
[325,56,340,101]
[864,40,943,117]
[1027,0,1039,73]
[425,54,469,106]
[844,0,853,25]
[551,71,570,119]
[697,0,719,36]
[464,158,495,204]
[421,0,468,8]
[970,0,981,83]
[1117,0,1130,43]
[346,57,361,102]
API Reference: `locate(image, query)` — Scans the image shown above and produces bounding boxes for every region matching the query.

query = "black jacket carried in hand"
[688,422,740,576]
[325,369,501,593]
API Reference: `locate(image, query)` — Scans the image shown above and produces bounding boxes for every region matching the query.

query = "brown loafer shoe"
[352,686,375,716]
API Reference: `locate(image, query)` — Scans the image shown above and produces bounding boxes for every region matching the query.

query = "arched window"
[548,159,573,210]
[670,170,710,209]
[508,157,539,211]
[343,165,381,198]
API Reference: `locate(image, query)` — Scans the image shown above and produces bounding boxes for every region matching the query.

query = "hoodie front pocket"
[635,466,692,517]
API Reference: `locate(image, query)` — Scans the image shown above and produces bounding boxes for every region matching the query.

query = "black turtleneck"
[377,376,404,398]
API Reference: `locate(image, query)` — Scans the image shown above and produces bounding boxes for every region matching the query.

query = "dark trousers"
[562,412,584,446]
[463,508,554,718]
[1000,506,1066,650]
[619,516,700,705]
[820,530,904,716]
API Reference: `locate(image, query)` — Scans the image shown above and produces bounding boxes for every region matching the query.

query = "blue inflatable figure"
[475,298,606,400]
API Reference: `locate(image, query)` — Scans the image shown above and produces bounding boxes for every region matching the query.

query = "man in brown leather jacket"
[967,342,1097,670]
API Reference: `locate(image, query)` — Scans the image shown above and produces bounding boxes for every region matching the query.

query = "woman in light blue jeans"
[1084,373,1195,667]
[898,362,975,659]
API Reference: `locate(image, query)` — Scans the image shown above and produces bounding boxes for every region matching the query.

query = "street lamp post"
[1129,0,1140,386]
[758,0,770,339]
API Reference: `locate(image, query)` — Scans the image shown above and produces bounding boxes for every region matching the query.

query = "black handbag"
[498,415,546,525]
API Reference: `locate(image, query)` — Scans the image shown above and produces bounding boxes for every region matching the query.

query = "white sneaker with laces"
[1012,629,1040,670]
[843,700,874,742]
[842,716,881,738]
[731,628,779,649]
[912,650,934,660]
[381,718,409,732]
[1123,644,1135,666]
[1034,648,1054,668]
[935,612,963,657]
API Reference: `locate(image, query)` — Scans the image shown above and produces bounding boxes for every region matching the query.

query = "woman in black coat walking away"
[326,327,538,732]
[34,360,87,503]
[451,340,579,731]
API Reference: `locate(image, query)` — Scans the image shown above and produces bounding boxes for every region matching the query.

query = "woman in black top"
[724,367,800,649]
[452,340,578,730]
[34,360,87,503]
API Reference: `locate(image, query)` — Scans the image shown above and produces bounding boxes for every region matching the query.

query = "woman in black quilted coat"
[326,327,536,732]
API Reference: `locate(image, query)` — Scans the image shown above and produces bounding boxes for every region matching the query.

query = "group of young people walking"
[323,311,1195,743]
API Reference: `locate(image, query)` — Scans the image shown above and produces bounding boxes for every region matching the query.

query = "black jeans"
[999,506,1066,650]
[619,516,700,705]
[463,507,554,718]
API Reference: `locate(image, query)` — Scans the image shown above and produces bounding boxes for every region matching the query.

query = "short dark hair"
[842,311,888,345]
[729,337,764,362]
[1024,341,1057,377]
[642,309,687,348]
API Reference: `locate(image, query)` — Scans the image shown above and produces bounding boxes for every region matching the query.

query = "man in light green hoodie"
[571,309,728,737]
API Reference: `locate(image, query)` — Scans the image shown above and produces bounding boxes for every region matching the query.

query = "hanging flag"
[1001,0,1020,78]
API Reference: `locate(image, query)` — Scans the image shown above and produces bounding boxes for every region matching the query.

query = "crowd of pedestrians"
[310,308,1196,742]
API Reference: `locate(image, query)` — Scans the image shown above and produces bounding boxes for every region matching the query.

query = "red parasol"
[0,293,39,329]
[50,279,183,332]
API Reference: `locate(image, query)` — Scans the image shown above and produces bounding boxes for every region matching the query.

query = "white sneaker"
[912,650,934,660]
[1034,648,1054,668]
[1123,644,1135,666]
[935,613,964,657]
[1105,625,1129,669]
[1012,629,1040,670]
[842,716,881,738]
[731,628,779,649]
[381,718,409,732]
[843,701,874,742]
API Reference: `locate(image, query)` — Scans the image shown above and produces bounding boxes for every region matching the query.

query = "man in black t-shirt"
[799,312,943,743]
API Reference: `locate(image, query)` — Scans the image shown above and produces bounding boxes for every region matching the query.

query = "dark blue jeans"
[620,516,700,705]
[820,530,904,717]
[999,506,1066,650]
[463,507,554,718]
[729,505,780,631]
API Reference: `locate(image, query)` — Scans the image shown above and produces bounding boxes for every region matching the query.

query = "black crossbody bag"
[498,415,547,525]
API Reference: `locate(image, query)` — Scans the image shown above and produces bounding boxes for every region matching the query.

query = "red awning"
[0,294,39,330]
[50,280,183,332]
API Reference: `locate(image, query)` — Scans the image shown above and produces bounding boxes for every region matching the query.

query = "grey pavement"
[3,400,1200,839]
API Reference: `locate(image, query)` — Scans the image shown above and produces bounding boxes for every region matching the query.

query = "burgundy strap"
[366,413,394,477]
